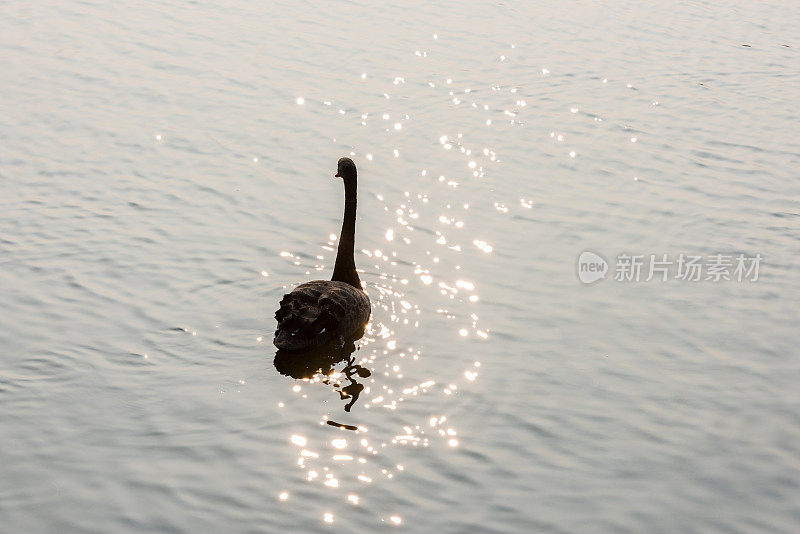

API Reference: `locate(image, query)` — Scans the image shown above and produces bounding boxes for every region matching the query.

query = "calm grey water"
[2,1,799,532]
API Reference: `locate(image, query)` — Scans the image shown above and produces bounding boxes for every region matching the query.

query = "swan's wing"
[273,280,371,353]
[274,282,341,352]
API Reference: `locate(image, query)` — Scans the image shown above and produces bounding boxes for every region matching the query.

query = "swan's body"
[274,280,370,352]
[274,158,371,353]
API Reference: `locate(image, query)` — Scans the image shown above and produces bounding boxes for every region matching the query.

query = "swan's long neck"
[331,176,362,289]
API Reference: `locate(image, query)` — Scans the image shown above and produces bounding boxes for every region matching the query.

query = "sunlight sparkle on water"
[473,240,493,253]
[268,64,499,525]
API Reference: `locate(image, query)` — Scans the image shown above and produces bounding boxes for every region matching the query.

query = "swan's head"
[335,157,357,180]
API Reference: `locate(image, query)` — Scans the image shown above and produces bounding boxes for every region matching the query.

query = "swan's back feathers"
[274,280,371,353]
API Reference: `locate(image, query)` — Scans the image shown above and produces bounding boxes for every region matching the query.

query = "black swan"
[273,157,371,353]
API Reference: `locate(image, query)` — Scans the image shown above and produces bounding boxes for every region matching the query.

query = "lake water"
[2,1,799,532]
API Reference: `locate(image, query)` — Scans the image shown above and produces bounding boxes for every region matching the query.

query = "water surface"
[2,1,799,532]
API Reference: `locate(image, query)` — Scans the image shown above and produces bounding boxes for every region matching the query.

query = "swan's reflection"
[273,329,370,412]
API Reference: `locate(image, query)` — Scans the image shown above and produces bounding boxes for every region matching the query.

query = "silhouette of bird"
[274,158,371,353]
